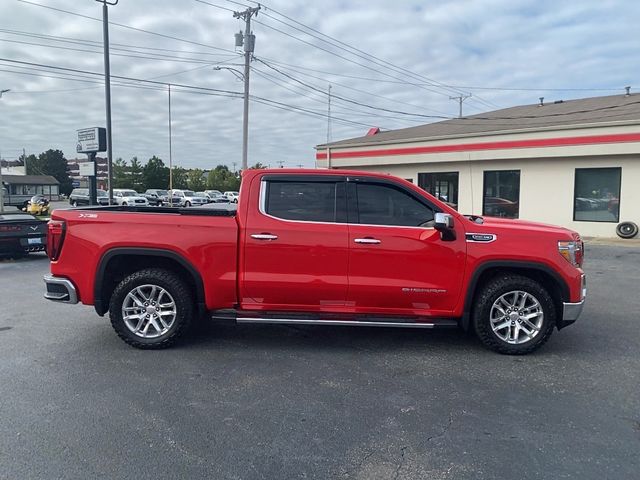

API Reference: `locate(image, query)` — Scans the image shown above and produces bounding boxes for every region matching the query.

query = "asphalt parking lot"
[1,244,639,479]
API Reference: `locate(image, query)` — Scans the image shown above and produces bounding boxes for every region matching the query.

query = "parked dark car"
[144,189,181,206]
[141,192,163,206]
[69,188,110,207]
[0,212,47,256]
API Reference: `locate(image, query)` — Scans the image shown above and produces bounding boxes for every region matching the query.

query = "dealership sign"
[76,127,106,153]
[78,161,96,177]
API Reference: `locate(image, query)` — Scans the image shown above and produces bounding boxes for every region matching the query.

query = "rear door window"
[264,180,346,223]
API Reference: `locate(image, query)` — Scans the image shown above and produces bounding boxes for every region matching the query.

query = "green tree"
[113,157,130,188]
[26,149,73,195]
[142,156,169,190]
[187,168,206,192]
[129,156,143,191]
[207,165,240,192]
[172,167,188,190]
[23,154,40,175]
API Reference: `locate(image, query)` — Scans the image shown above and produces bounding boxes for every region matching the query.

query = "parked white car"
[113,189,149,206]
[224,191,240,203]
[169,189,209,207]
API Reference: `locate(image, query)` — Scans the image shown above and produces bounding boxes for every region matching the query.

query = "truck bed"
[65,204,237,216]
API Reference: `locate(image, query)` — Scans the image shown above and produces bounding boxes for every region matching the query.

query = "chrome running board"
[234,318,455,328]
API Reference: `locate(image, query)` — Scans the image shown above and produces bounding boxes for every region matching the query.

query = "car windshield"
[120,190,138,196]
[183,191,195,196]
[97,190,108,197]
[194,192,207,197]
[156,190,168,196]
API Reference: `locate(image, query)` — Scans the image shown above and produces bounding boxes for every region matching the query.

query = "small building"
[316,93,640,238]
[1,174,61,206]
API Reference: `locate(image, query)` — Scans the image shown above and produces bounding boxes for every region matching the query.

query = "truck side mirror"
[434,213,456,241]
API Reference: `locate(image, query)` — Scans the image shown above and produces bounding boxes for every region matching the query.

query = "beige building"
[316,94,640,238]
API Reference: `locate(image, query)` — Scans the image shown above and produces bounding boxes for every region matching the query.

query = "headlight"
[558,239,584,267]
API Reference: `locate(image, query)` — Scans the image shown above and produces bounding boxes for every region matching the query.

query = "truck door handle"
[354,237,381,244]
[251,233,278,241]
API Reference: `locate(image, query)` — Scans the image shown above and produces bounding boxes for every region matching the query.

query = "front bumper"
[560,274,586,326]
[43,274,78,304]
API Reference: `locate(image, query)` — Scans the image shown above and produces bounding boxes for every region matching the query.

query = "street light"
[213,65,249,171]
[0,89,10,213]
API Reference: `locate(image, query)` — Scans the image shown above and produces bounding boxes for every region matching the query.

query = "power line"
[0,58,243,96]
[0,28,240,59]
[251,67,424,124]
[253,57,453,116]
[16,0,236,54]
[0,37,236,65]
[242,1,502,111]
[254,57,449,119]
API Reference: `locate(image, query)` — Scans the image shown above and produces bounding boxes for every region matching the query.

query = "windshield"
[194,192,207,197]
[183,191,195,196]
[121,190,138,196]
[97,190,108,197]
[156,190,168,196]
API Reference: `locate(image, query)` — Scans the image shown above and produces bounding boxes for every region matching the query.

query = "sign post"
[77,127,106,206]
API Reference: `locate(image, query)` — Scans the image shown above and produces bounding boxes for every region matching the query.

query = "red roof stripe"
[316,132,640,160]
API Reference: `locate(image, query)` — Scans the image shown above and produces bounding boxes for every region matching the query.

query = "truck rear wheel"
[108,268,194,349]
[473,274,555,355]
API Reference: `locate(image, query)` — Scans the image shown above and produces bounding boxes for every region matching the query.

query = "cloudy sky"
[0,0,639,170]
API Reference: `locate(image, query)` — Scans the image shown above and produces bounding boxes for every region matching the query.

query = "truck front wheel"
[473,274,556,355]
[108,268,194,349]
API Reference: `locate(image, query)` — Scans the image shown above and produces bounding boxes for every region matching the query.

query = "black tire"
[473,274,555,355]
[122,202,127,206]
[616,221,638,239]
[71,200,78,207]
[109,268,194,349]
[185,201,191,207]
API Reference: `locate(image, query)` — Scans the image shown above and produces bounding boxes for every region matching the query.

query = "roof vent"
[366,127,380,136]
[554,100,564,104]
[625,86,631,96]
[538,97,544,107]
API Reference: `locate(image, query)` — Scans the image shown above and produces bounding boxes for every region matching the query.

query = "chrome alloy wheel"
[489,290,544,344]
[121,284,177,338]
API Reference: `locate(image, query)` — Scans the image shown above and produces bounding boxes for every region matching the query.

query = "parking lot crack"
[426,411,456,444]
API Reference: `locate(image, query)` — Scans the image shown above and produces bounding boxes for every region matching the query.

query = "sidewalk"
[583,236,640,247]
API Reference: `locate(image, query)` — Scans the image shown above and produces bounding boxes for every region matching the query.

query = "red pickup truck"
[44,169,586,354]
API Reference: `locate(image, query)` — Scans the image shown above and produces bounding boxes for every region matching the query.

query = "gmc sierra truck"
[43,169,586,354]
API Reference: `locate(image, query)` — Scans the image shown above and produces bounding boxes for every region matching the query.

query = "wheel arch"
[94,247,206,316]
[461,261,568,331]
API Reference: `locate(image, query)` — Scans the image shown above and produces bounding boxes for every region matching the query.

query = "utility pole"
[0,89,10,213]
[276,160,285,168]
[96,0,117,205]
[450,93,472,118]
[326,84,332,169]
[168,83,173,204]
[233,5,260,171]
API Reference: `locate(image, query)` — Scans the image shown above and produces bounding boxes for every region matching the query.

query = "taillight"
[47,220,66,261]
[0,225,21,232]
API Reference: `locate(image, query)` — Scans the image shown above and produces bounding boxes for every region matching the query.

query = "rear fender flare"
[94,247,206,316]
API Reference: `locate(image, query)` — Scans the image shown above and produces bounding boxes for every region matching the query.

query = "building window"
[574,167,621,222]
[483,170,520,219]
[418,172,459,210]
